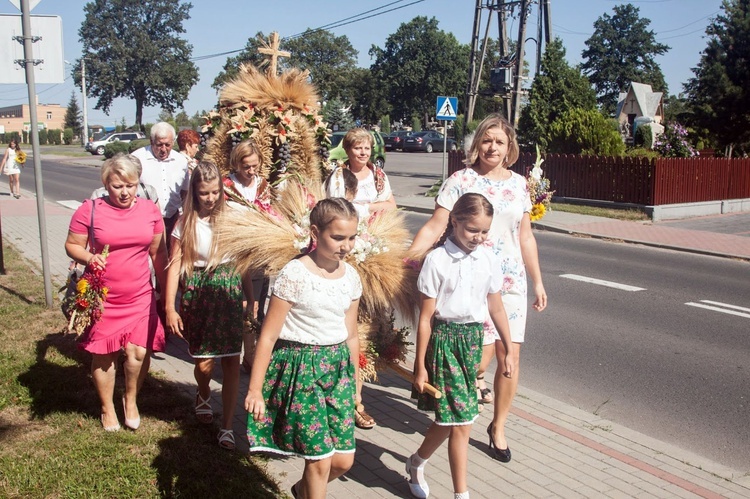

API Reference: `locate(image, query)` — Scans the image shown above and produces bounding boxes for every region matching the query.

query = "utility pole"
[81,58,89,145]
[17,0,53,307]
[464,0,553,128]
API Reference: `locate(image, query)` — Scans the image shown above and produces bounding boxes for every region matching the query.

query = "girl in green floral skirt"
[408,193,515,499]
[245,198,362,499]
[165,161,246,450]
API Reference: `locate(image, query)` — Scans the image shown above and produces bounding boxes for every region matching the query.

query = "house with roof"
[616,82,664,144]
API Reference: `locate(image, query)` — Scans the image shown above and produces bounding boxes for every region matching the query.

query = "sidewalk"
[2,181,750,498]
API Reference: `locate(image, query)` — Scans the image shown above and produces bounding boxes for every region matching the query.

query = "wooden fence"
[448,151,750,206]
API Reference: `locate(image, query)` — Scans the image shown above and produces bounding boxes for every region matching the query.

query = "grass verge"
[0,244,282,498]
[550,202,650,221]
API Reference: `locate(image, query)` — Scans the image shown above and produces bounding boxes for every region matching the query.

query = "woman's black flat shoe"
[487,424,512,463]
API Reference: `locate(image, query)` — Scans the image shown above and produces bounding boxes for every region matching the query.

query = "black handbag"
[60,200,96,319]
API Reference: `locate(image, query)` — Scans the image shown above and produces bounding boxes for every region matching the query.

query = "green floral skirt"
[247,340,356,459]
[181,264,243,358]
[416,320,483,425]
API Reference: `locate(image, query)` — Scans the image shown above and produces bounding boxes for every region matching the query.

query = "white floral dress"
[436,167,532,343]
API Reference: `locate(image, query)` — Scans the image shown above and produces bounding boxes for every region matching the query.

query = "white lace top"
[273,259,362,345]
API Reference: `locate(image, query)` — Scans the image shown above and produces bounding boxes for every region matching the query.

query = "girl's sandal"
[355,408,376,429]
[477,376,493,403]
[217,429,235,450]
[195,392,213,424]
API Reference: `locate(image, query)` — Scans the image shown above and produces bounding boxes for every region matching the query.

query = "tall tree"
[581,4,669,114]
[75,0,199,128]
[212,32,268,91]
[349,67,392,125]
[64,91,82,133]
[517,38,597,150]
[684,0,750,155]
[212,30,359,103]
[370,17,470,126]
[284,30,358,103]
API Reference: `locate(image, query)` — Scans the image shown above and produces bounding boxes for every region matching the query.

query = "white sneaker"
[405,453,429,498]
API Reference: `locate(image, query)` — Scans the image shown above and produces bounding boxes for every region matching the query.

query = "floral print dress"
[436,167,532,342]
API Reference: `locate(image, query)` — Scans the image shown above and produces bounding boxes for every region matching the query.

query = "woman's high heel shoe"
[487,423,511,463]
[122,395,141,430]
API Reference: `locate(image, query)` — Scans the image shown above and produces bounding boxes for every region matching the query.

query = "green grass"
[0,244,282,498]
[551,202,650,221]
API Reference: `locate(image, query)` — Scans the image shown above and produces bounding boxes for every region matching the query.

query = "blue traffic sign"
[436,96,458,121]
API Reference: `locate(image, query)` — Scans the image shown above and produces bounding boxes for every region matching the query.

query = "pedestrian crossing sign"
[436,96,458,121]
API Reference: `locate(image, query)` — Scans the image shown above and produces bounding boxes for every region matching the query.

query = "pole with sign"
[436,96,458,181]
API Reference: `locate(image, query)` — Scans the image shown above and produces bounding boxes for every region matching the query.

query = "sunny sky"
[0,0,723,127]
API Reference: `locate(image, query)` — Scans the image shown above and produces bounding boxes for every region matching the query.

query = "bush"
[104,141,129,158]
[654,122,697,157]
[63,128,74,145]
[634,124,652,149]
[380,115,391,134]
[49,129,63,145]
[411,115,422,132]
[625,147,660,160]
[548,108,625,156]
[38,129,48,145]
[128,139,150,153]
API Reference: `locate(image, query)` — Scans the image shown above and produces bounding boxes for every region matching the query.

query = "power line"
[189,0,424,63]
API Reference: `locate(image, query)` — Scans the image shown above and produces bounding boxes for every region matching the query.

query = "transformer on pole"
[464,0,552,133]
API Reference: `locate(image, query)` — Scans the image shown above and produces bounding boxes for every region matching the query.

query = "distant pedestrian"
[132,122,189,241]
[410,114,547,464]
[406,192,515,499]
[1,139,23,199]
[164,161,244,450]
[245,198,362,499]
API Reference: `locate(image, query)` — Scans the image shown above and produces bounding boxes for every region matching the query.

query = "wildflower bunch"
[527,145,555,221]
[359,312,412,381]
[66,245,110,335]
[654,122,698,158]
[349,213,389,264]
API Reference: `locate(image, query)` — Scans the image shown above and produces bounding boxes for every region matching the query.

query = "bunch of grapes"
[318,145,330,162]
[276,142,291,172]
[199,132,211,148]
[230,133,243,148]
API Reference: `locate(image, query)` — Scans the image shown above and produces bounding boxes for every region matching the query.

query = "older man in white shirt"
[132,122,189,240]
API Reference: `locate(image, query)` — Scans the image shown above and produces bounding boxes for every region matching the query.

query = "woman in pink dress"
[65,153,169,432]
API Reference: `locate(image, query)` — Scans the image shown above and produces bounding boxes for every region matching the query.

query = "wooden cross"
[258,32,291,76]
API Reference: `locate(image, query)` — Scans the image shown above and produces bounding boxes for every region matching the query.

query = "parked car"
[402,131,457,153]
[85,131,146,156]
[384,130,413,151]
[328,130,387,168]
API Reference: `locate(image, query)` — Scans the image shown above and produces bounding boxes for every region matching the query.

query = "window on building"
[47,112,52,120]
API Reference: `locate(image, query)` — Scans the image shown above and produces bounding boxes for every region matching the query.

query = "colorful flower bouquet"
[65,245,110,335]
[527,145,555,221]
[15,150,26,165]
[358,312,412,382]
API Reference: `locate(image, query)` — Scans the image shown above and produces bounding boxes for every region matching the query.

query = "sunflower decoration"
[527,144,554,221]
[15,150,27,165]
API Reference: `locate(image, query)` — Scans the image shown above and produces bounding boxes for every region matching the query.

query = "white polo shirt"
[132,146,189,218]
[418,238,503,323]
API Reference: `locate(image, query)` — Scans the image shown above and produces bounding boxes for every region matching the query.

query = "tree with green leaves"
[518,38,597,151]
[323,99,355,132]
[349,67,392,125]
[581,4,669,114]
[547,108,625,156]
[370,17,469,126]
[213,32,267,91]
[75,0,199,128]
[64,91,82,135]
[213,30,358,104]
[284,30,358,103]
[684,0,750,156]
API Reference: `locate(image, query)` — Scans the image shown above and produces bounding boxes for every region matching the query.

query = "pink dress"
[69,198,166,354]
